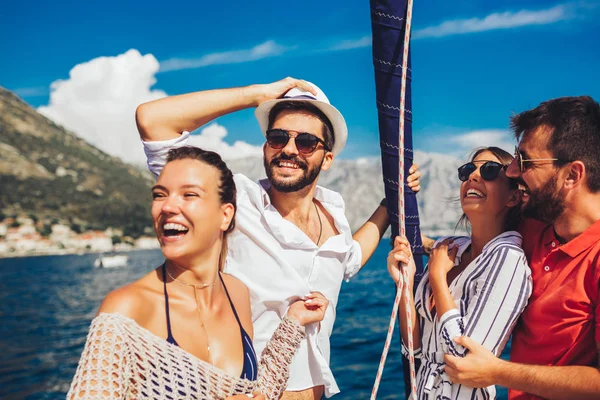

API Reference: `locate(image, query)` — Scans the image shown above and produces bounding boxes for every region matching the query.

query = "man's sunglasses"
[458,161,507,182]
[513,146,564,172]
[266,129,331,155]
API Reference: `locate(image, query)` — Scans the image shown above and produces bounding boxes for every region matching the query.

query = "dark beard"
[522,175,565,224]
[264,154,322,193]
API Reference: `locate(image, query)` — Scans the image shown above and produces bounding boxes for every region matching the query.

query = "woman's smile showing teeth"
[162,222,189,240]
[465,188,486,199]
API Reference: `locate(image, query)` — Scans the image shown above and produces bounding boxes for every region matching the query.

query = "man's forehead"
[519,125,553,156]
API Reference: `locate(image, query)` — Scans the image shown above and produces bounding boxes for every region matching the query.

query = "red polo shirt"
[509,218,600,400]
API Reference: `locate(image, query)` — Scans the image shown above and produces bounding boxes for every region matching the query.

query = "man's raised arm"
[135,77,316,142]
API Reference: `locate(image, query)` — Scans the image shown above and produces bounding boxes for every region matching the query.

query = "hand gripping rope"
[370,0,417,399]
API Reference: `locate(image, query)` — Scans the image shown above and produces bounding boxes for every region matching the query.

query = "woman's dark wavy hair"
[456,146,521,233]
[165,146,236,271]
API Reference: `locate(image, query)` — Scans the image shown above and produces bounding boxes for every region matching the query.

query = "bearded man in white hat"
[136,77,420,399]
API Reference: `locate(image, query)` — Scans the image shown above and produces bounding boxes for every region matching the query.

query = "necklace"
[314,201,322,246]
[165,265,218,289]
[165,264,218,364]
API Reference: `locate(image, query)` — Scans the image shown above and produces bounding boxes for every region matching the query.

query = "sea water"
[0,243,509,399]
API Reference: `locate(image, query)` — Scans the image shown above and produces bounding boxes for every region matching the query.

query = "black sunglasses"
[266,129,331,155]
[458,161,507,182]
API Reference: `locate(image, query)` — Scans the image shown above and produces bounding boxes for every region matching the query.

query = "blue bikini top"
[162,264,258,380]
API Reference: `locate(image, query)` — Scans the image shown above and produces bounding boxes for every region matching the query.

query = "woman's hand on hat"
[252,77,317,106]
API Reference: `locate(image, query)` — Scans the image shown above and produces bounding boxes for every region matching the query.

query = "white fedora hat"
[254,81,348,156]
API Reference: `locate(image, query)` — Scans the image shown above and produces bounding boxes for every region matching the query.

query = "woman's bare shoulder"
[98,268,163,321]
[221,273,250,299]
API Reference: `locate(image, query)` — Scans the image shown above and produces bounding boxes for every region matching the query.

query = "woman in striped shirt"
[388,147,532,399]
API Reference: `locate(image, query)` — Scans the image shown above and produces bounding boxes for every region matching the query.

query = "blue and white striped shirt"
[404,231,532,399]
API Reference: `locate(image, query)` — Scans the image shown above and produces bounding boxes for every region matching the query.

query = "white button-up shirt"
[143,132,362,397]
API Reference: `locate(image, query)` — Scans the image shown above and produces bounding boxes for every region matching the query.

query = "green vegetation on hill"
[0,86,154,238]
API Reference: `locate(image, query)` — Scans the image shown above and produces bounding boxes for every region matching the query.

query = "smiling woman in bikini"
[388,147,532,399]
[68,146,328,400]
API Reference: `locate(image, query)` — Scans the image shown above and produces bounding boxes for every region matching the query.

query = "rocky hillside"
[0,86,154,237]
[0,85,465,240]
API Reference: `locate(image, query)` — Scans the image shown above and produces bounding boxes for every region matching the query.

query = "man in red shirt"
[443,96,600,399]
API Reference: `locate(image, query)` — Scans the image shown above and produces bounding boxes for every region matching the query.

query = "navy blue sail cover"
[370,0,424,273]
[370,2,424,395]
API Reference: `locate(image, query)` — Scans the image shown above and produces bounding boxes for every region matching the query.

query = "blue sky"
[2,0,599,161]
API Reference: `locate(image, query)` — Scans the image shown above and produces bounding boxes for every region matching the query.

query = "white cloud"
[159,35,374,68]
[328,35,372,51]
[36,49,262,165]
[160,40,289,72]
[38,49,167,164]
[187,123,263,160]
[318,4,577,52]
[447,129,515,154]
[414,4,569,39]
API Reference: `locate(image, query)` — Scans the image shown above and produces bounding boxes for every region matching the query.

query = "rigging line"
[370,0,417,398]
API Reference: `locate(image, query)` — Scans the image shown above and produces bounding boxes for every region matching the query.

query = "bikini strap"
[162,263,175,340]
[219,273,243,327]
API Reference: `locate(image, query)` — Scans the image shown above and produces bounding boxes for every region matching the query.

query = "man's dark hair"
[511,96,600,192]
[267,101,335,151]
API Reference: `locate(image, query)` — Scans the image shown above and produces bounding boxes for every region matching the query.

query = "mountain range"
[226,152,464,236]
[0,85,466,243]
[0,86,154,238]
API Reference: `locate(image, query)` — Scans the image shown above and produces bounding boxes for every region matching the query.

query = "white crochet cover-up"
[68,313,305,399]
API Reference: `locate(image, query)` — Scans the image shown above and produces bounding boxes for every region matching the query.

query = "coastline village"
[0,215,159,258]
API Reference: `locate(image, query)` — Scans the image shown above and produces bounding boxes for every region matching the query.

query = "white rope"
[370,0,417,398]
